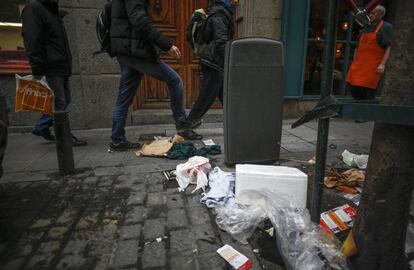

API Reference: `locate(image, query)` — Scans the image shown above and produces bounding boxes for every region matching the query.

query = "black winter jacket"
[200,4,234,71]
[110,0,173,61]
[21,0,72,77]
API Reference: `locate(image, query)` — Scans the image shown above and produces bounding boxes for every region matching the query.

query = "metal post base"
[53,111,75,175]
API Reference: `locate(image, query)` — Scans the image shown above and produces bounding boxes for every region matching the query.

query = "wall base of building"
[2,70,318,132]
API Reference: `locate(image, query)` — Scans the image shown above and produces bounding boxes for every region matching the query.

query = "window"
[303,0,392,97]
[304,0,364,97]
[0,0,31,74]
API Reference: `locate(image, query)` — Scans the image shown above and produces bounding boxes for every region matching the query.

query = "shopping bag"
[15,74,54,115]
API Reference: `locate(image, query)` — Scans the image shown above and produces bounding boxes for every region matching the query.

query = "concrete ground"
[0,119,409,270]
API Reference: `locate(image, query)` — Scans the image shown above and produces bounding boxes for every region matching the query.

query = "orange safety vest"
[346,20,386,90]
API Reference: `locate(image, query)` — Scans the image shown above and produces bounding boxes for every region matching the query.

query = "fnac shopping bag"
[15,75,54,115]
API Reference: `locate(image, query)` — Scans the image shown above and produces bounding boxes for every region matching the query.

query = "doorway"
[133,0,214,110]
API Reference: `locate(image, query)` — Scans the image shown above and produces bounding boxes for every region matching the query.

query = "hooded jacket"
[21,0,72,77]
[200,2,234,71]
[110,0,173,61]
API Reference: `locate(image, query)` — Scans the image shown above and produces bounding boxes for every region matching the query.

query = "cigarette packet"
[217,244,253,270]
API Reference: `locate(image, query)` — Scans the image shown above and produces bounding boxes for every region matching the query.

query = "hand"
[168,45,182,59]
[377,63,385,75]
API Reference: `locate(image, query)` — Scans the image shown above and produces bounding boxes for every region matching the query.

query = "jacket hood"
[215,0,233,13]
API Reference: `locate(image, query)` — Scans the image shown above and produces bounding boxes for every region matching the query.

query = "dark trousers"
[188,64,223,121]
[111,56,186,143]
[32,76,71,133]
[348,84,376,100]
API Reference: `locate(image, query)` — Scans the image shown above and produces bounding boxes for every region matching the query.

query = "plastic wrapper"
[216,204,266,244]
[342,150,368,169]
[176,156,211,193]
[215,189,350,270]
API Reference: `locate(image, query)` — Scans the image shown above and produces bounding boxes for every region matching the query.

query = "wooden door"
[133,0,213,110]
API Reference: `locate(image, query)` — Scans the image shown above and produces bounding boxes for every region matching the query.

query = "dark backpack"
[186,9,208,56]
[94,0,112,56]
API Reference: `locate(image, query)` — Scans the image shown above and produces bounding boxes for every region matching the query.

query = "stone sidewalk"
[0,119,376,270]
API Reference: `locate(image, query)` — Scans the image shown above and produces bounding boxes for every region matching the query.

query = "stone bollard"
[53,111,75,175]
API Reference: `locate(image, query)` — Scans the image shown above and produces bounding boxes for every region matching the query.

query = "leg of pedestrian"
[109,59,143,152]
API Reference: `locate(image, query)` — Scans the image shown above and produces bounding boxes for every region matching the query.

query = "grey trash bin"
[224,38,284,165]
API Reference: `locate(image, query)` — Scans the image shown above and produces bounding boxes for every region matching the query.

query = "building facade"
[0,0,393,129]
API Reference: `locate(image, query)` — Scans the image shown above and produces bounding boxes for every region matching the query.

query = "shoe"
[71,134,87,147]
[184,118,203,130]
[175,120,188,131]
[32,129,55,141]
[109,140,141,152]
[178,130,203,140]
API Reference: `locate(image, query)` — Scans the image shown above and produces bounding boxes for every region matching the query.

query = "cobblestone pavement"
[0,167,240,270]
[0,120,381,270]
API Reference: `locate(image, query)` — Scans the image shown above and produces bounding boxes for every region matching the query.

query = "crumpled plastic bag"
[176,156,211,193]
[215,189,350,270]
[342,150,368,169]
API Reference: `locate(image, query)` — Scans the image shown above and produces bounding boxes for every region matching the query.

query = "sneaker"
[109,140,141,152]
[184,118,203,130]
[71,134,87,147]
[178,130,203,140]
[32,129,55,141]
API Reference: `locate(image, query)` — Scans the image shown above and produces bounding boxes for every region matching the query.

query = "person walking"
[109,0,191,151]
[21,0,87,146]
[184,0,236,131]
[346,5,393,100]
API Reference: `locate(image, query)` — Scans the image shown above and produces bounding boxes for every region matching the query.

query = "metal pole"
[311,0,339,223]
[0,95,8,179]
[340,13,354,94]
[53,111,75,175]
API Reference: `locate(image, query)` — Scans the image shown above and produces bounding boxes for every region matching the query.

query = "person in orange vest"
[346,5,393,100]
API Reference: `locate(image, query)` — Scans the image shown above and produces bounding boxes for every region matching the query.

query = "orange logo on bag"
[15,75,54,115]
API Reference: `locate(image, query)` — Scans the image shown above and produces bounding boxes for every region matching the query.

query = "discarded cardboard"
[320,204,357,237]
[217,244,252,270]
[135,135,184,157]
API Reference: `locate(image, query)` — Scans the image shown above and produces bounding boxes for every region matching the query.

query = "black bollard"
[53,111,75,175]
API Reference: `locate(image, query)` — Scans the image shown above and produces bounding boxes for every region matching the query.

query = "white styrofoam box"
[235,164,308,208]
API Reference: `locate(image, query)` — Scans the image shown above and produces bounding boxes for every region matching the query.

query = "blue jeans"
[111,57,186,143]
[32,77,71,133]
